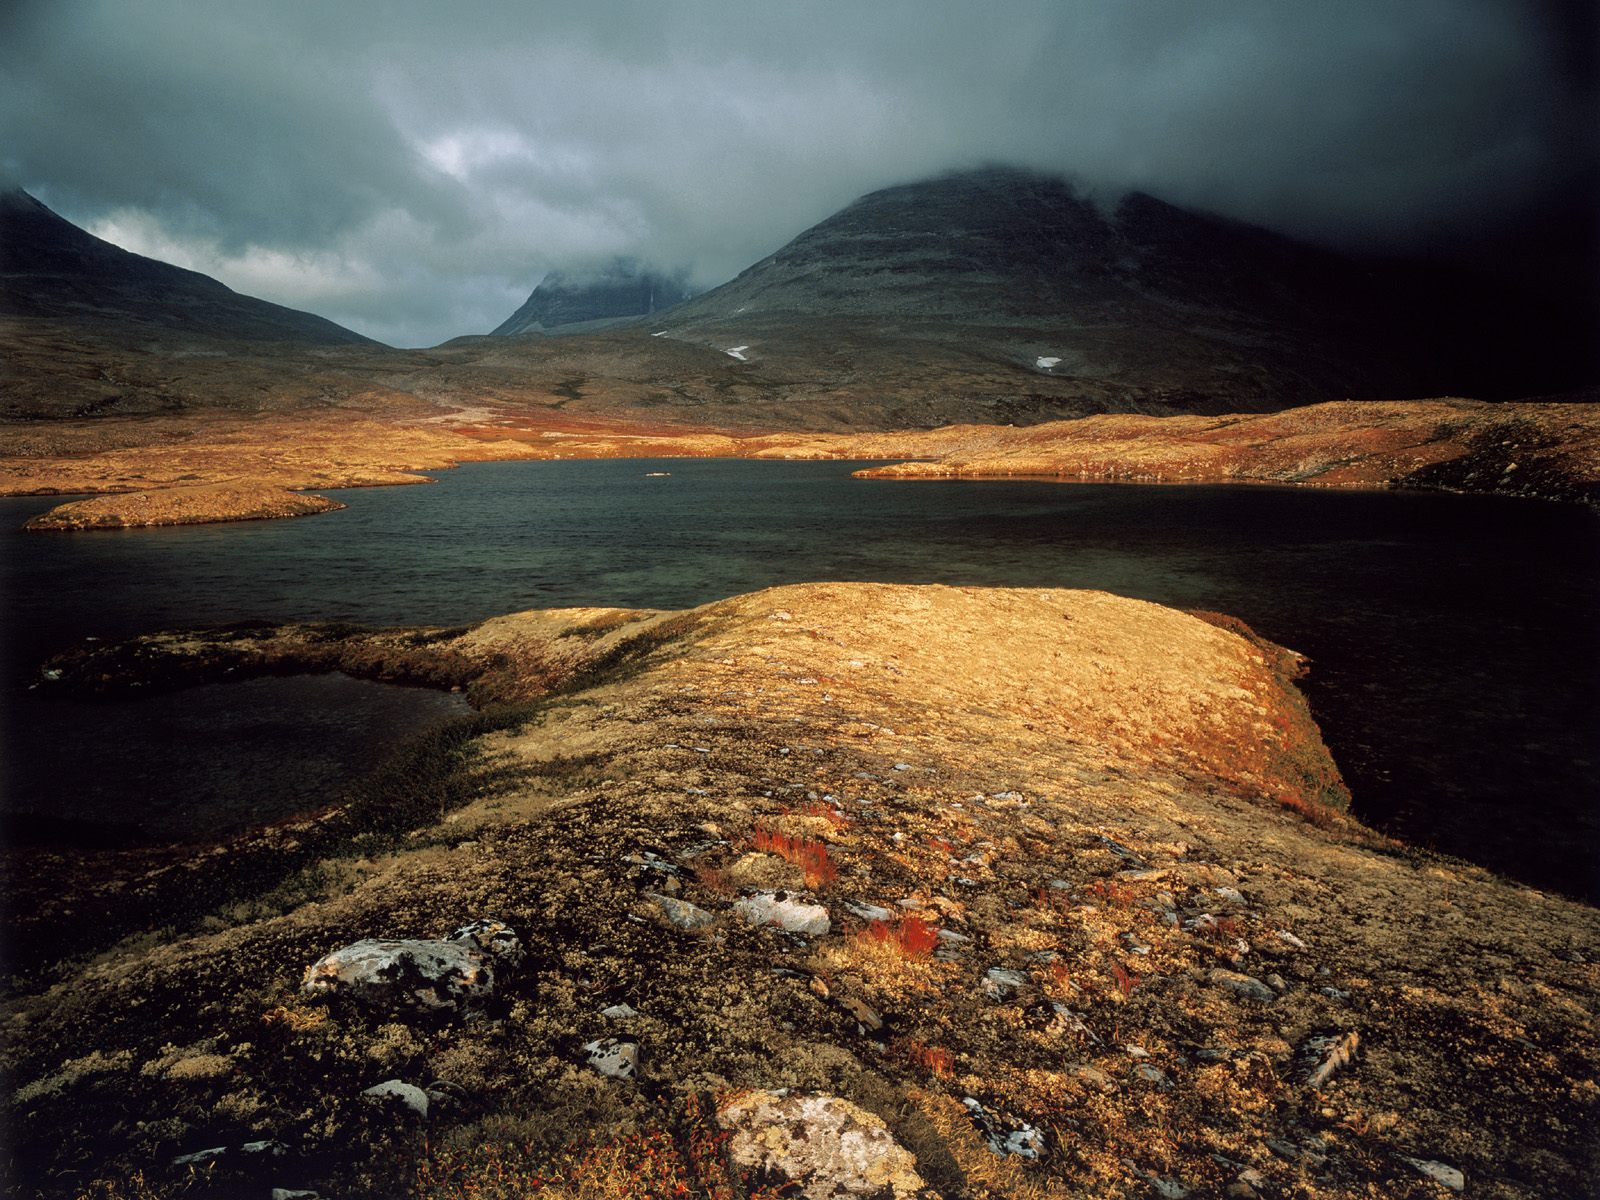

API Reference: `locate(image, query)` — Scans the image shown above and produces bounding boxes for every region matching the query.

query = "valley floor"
[4,583,1597,1198]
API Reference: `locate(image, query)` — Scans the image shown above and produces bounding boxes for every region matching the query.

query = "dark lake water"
[3,459,1597,899]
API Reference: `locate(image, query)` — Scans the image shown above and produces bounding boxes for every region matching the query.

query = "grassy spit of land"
[4,583,1596,1199]
[4,398,1599,528]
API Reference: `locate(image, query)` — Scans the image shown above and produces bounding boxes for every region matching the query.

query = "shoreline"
[5,397,1598,529]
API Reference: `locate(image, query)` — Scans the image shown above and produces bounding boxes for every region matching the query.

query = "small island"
[24,481,345,531]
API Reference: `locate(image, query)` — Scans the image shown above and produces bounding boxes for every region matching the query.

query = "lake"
[3,459,1597,898]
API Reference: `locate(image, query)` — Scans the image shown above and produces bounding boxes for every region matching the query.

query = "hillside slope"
[5,584,1596,1198]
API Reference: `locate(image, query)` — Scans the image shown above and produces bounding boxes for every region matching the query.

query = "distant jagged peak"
[491,256,695,335]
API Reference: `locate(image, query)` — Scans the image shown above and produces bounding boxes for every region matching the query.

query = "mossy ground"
[4,584,1596,1199]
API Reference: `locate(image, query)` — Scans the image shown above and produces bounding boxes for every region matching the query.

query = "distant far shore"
[6,397,1599,530]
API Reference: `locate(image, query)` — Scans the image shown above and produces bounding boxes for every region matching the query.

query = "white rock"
[718,1091,925,1198]
[270,1190,321,1200]
[600,1003,639,1020]
[1215,886,1246,905]
[735,891,831,936]
[1275,929,1307,951]
[302,920,521,1014]
[583,1037,639,1080]
[362,1079,429,1119]
[1401,1157,1464,1191]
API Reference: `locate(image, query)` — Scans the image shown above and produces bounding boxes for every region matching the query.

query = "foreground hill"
[5,584,1595,1198]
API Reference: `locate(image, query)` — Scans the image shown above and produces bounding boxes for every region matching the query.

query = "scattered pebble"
[1401,1157,1465,1191]
[1208,969,1276,1003]
[583,1037,639,1080]
[963,1097,1046,1160]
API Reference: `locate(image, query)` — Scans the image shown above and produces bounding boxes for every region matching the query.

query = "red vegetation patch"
[900,1038,956,1077]
[752,826,839,888]
[861,915,940,959]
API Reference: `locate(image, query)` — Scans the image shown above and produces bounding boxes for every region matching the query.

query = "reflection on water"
[3,459,1597,897]
[5,673,468,843]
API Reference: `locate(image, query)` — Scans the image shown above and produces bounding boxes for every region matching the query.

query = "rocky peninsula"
[23,481,344,530]
[5,583,1596,1199]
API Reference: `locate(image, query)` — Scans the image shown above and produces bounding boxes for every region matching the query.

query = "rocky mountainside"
[3,173,1591,429]
[0,191,373,347]
[649,167,1585,412]
[491,258,693,335]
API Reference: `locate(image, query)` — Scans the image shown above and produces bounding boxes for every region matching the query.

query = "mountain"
[491,258,693,335]
[0,190,397,420]
[0,190,373,347]
[647,167,1587,411]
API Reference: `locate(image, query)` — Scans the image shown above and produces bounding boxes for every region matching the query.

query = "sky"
[2,0,1594,348]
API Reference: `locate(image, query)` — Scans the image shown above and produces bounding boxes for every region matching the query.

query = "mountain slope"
[492,258,693,335]
[648,167,1583,410]
[0,190,373,347]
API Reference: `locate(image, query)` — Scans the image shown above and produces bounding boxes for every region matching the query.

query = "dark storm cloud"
[2,0,1590,346]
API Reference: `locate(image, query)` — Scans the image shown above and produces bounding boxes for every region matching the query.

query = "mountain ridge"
[0,189,374,348]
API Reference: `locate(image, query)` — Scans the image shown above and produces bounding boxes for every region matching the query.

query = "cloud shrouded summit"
[1,0,1591,347]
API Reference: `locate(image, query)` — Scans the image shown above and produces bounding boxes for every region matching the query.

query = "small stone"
[1275,929,1307,951]
[270,1190,321,1200]
[646,891,717,930]
[892,762,911,771]
[171,1147,227,1167]
[963,1097,1046,1160]
[600,1003,639,1020]
[983,967,1030,1001]
[1065,1063,1116,1092]
[1136,1063,1173,1089]
[362,1079,429,1119]
[583,1037,640,1080]
[1401,1157,1464,1191]
[1209,969,1276,1003]
[838,995,883,1034]
[1215,886,1246,905]
[840,899,892,922]
[735,891,831,935]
